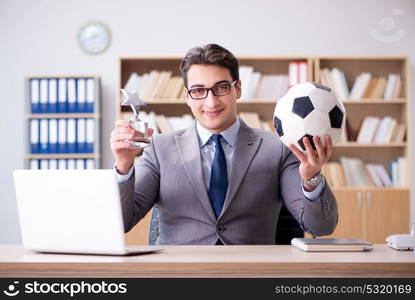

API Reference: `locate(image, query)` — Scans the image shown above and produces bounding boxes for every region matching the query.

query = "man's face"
[185,64,241,133]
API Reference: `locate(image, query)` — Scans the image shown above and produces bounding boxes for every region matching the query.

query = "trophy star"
[120,89,146,107]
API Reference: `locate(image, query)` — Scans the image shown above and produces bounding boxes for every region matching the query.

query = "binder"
[48,79,58,113]
[39,119,49,153]
[58,159,67,170]
[86,119,94,153]
[86,78,95,113]
[77,119,86,153]
[49,119,58,153]
[86,159,95,169]
[30,119,40,154]
[67,118,77,153]
[30,79,40,113]
[40,159,49,170]
[39,79,48,113]
[58,119,67,153]
[58,78,67,113]
[67,159,76,169]
[49,159,58,169]
[29,159,39,170]
[77,79,86,113]
[67,79,77,113]
[76,159,85,169]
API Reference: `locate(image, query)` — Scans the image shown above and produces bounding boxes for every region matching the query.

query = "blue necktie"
[208,134,228,218]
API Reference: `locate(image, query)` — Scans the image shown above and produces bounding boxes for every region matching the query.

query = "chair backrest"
[274,205,304,244]
[148,204,304,245]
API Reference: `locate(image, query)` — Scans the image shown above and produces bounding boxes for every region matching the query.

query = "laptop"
[13,169,162,256]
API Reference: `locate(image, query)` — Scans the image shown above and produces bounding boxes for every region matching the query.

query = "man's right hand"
[110,120,154,175]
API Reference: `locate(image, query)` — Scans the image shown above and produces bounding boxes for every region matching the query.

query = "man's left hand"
[288,135,333,181]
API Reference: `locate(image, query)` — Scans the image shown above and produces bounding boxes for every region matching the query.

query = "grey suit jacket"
[119,120,338,245]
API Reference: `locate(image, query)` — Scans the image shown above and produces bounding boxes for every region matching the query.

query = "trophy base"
[124,140,150,148]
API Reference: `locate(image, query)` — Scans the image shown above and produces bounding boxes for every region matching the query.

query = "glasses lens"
[212,83,231,96]
[189,88,207,99]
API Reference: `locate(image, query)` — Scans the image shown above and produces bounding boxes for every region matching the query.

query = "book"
[291,238,373,252]
[349,72,371,100]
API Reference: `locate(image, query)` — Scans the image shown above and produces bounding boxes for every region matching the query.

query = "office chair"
[148,204,304,245]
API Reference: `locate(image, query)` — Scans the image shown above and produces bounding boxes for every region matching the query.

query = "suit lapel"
[219,122,262,218]
[175,124,217,223]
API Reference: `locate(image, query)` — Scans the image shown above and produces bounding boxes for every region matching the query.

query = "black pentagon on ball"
[297,134,316,151]
[293,96,314,118]
[273,116,284,137]
[311,82,331,92]
[329,105,344,128]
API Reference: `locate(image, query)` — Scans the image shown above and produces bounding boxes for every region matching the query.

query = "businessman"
[111,44,338,245]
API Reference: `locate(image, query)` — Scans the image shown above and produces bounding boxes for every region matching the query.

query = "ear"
[236,80,242,99]
[184,88,191,107]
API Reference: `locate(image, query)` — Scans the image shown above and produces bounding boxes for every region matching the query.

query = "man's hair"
[180,44,239,88]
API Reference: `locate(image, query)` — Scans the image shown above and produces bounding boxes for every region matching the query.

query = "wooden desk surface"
[0,245,414,278]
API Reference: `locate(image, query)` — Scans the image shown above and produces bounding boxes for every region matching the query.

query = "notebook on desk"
[13,169,162,256]
[291,238,374,252]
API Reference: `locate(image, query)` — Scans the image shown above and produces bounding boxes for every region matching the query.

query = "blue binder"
[67,79,77,113]
[39,79,48,113]
[58,78,67,113]
[30,119,40,154]
[39,119,49,153]
[67,118,77,153]
[48,119,58,153]
[48,79,58,113]
[30,79,40,114]
[86,78,95,113]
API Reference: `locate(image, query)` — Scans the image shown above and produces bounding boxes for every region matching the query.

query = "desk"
[0,245,414,277]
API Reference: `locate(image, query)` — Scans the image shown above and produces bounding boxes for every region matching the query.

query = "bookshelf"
[25,75,101,170]
[118,55,411,244]
[315,56,411,242]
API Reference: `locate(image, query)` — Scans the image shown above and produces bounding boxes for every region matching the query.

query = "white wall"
[0,0,414,244]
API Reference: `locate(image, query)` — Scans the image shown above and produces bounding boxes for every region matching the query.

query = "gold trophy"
[120,89,150,148]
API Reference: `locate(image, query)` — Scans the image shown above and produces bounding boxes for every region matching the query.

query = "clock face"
[78,23,111,55]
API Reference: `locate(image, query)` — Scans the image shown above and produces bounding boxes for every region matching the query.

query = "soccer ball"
[273,82,346,151]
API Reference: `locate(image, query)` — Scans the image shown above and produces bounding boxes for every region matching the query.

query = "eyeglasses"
[187,80,237,100]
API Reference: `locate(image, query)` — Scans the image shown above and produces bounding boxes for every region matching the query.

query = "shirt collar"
[196,118,240,148]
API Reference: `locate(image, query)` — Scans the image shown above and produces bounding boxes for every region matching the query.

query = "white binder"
[67,119,76,153]
[48,79,58,113]
[77,119,86,153]
[30,79,40,113]
[58,119,67,153]
[58,78,67,113]
[39,119,49,153]
[39,79,48,113]
[48,119,58,153]
[30,119,40,153]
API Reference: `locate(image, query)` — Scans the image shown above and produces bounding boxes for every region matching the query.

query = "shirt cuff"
[302,177,325,202]
[114,164,135,184]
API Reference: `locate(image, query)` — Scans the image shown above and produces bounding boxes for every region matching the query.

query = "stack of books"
[123,61,309,102]
[291,238,373,252]
[322,157,408,188]
[355,116,406,144]
[320,68,402,100]
[123,71,185,102]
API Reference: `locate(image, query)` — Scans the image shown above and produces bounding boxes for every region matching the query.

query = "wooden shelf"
[342,99,406,104]
[26,113,100,119]
[26,154,100,159]
[331,187,410,192]
[335,142,406,148]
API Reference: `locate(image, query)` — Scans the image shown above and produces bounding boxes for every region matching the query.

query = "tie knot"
[211,134,222,144]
